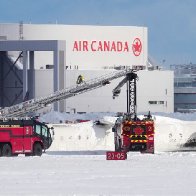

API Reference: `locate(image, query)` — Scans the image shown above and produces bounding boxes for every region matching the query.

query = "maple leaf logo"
[132,38,142,56]
[133,126,144,135]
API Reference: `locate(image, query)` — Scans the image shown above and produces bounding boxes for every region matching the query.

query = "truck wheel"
[33,143,42,156]
[0,145,2,157]
[2,144,12,157]
[25,153,32,157]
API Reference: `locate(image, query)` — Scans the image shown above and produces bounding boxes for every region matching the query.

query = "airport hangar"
[0,23,173,114]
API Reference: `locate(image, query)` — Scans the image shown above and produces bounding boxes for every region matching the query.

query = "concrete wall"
[137,70,174,113]
[34,69,53,98]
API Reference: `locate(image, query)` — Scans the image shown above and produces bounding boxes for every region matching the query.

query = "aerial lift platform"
[106,71,155,160]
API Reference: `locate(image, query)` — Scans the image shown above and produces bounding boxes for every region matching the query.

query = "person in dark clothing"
[76,75,84,84]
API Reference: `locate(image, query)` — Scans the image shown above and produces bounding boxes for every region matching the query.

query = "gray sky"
[0,0,195,67]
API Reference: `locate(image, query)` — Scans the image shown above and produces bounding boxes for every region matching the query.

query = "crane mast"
[112,71,138,115]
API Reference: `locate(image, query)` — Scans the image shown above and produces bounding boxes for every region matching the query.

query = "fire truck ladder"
[112,71,138,114]
[0,69,133,118]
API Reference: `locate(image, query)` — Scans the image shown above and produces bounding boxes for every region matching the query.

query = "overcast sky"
[0,0,195,67]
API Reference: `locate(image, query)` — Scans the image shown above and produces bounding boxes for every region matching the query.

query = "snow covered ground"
[1,152,196,195]
[1,112,196,195]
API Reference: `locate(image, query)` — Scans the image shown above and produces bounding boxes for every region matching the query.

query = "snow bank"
[153,112,196,121]
[40,111,116,123]
[155,116,196,152]
[48,121,114,152]
[41,112,196,153]
[41,111,196,124]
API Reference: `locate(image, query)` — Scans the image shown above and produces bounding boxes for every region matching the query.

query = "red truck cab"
[0,118,53,157]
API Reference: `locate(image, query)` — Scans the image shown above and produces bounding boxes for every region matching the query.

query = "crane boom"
[0,69,133,118]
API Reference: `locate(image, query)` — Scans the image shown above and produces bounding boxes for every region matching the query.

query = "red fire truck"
[106,72,155,160]
[0,118,53,157]
[113,113,154,153]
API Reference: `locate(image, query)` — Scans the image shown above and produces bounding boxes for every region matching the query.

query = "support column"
[53,50,59,111]
[59,50,65,112]
[29,51,35,99]
[22,51,28,99]
[53,50,65,112]
[0,52,4,107]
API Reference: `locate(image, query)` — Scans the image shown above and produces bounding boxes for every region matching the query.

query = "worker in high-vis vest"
[76,75,84,84]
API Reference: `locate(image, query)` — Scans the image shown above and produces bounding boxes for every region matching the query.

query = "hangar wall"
[33,69,173,113]
[0,23,174,113]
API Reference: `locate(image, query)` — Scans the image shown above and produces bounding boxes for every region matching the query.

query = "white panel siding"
[34,69,174,113]
[0,23,147,69]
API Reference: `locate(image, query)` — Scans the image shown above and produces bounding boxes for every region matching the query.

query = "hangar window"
[149,101,164,105]
[149,101,157,104]
[0,36,7,40]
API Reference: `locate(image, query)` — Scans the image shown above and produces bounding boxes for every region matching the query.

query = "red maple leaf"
[133,41,141,52]
[133,126,144,135]
[132,38,142,56]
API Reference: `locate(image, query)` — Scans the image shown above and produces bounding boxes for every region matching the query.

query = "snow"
[2,112,196,195]
[1,152,196,195]
[39,111,116,123]
[41,112,196,153]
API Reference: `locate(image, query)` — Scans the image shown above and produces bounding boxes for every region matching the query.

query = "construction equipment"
[0,69,133,118]
[106,71,155,160]
[0,117,53,157]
